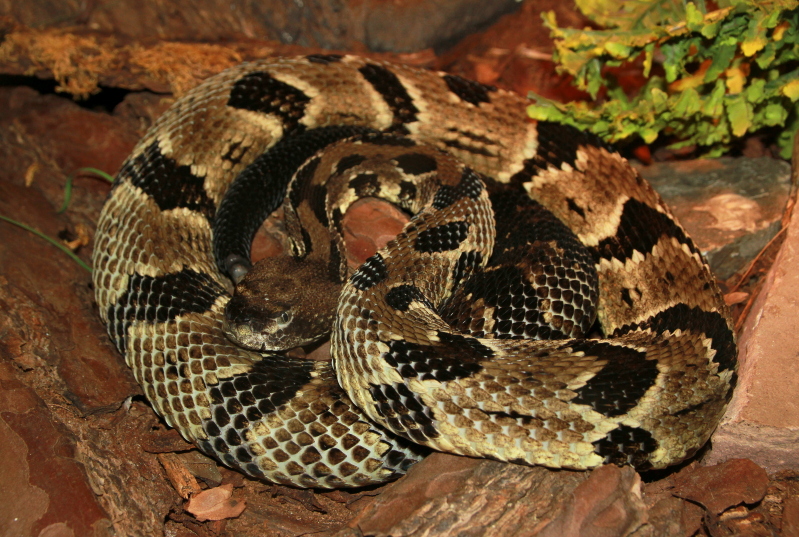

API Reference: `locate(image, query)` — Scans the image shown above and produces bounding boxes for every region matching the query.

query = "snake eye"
[275,310,293,326]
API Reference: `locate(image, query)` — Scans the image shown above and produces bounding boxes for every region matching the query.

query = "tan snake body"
[93,54,737,488]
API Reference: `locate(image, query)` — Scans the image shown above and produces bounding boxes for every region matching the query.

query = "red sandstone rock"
[671,459,769,514]
[705,180,799,471]
[645,496,704,537]
[535,465,647,537]
[783,496,799,537]
[340,456,654,537]
[0,362,111,536]
[342,197,410,268]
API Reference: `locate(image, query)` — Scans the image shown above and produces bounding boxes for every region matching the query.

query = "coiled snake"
[93,55,737,489]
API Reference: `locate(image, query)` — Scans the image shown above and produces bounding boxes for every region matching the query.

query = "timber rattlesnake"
[93,55,737,489]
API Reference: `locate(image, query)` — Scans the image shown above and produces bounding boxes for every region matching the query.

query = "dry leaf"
[186,483,246,521]
[64,223,91,250]
[25,162,39,186]
[724,291,749,306]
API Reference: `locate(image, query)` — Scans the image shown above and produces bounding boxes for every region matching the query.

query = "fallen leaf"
[64,223,90,250]
[724,291,749,306]
[25,162,39,186]
[186,483,246,521]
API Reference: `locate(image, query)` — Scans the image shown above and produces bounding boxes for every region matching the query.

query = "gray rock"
[638,157,791,280]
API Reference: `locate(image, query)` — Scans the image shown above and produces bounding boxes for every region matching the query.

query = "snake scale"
[93,55,737,489]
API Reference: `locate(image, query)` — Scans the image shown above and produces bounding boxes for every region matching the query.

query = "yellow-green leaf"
[685,3,704,30]
[725,67,746,94]
[726,96,752,136]
[773,21,789,41]
[643,42,655,77]
[674,87,701,115]
[604,41,632,58]
[639,127,659,143]
[782,79,799,100]
[706,80,727,118]
[701,19,721,38]
[763,103,788,125]
[745,78,765,103]
[704,43,737,82]
[539,0,799,157]
[542,10,559,31]
[741,36,767,56]
[649,87,669,107]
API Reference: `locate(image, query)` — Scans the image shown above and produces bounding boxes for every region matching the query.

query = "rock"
[338,455,649,537]
[341,197,409,268]
[714,506,772,537]
[435,0,593,101]
[638,157,792,280]
[641,460,776,536]
[2,0,520,54]
[341,453,488,534]
[644,496,704,537]
[783,496,799,537]
[0,86,140,414]
[360,0,520,52]
[0,361,112,537]
[703,162,799,471]
[535,465,647,537]
[671,459,769,515]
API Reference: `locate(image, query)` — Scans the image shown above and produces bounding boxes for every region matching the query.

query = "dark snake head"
[222,255,342,351]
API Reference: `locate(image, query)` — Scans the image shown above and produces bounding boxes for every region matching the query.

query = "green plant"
[528,0,799,157]
[0,167,113,273]
[0,214,91,272]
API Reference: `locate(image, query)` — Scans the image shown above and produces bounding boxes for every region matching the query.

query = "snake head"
[222,256,341,352]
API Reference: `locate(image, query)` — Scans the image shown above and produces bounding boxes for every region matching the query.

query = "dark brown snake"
[93,55,738,489]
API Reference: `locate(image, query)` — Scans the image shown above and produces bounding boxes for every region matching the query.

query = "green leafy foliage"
[529,0,799,157]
